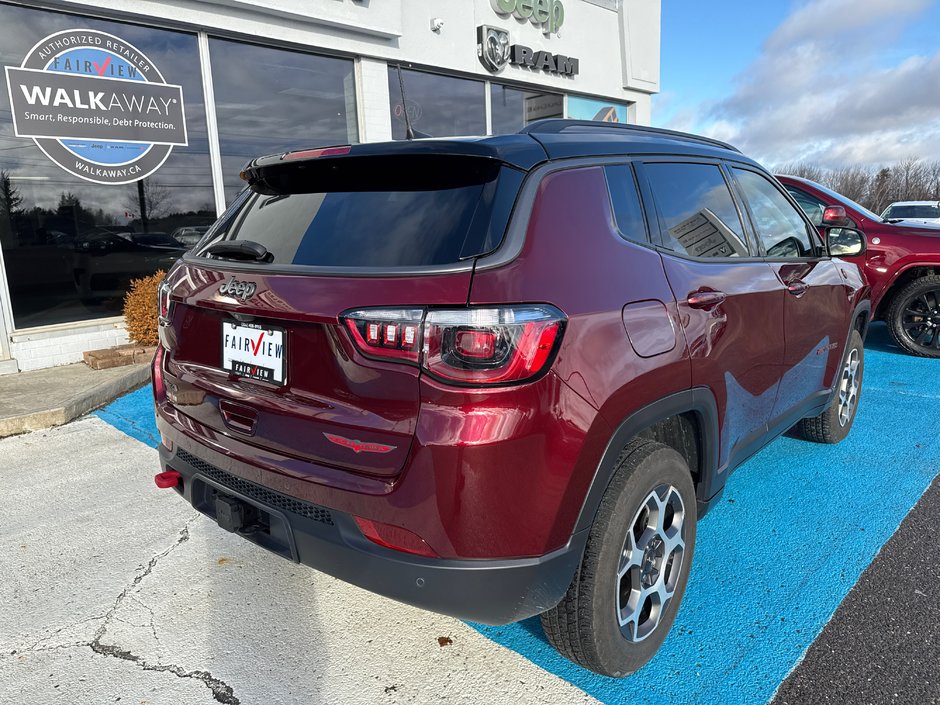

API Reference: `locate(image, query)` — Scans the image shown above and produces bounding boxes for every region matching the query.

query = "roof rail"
[519,119,741,154]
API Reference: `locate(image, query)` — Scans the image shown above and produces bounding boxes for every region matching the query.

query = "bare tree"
[774,161,826,182]
[827,166,870,206]
[123,178,172,223]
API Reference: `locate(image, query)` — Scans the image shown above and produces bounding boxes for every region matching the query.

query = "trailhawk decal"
[5,29,187,184]
[323,434,397,454]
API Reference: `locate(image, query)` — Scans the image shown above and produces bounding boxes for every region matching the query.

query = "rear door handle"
[687,291,727,310]
[786,280,808,298]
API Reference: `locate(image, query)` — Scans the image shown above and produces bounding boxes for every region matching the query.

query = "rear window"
[884,205,940,220]
[195,155,523,268]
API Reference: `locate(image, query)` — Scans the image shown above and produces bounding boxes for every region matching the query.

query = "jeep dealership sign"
[490,0,564,36]
[5,29,187,184]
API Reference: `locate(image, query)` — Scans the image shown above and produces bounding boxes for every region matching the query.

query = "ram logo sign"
[477,26,579,77]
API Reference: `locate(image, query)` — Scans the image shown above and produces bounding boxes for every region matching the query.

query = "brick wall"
[10,321,129,372]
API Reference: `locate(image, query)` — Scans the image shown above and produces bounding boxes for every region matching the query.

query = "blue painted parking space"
[98,323,940,704]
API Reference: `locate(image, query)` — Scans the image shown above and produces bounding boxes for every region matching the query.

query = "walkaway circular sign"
[4,29,187,185]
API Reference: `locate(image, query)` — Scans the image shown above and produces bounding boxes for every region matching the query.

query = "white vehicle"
[880,200,940,225]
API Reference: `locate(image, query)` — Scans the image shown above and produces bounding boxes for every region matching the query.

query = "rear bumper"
[159,443,586,625]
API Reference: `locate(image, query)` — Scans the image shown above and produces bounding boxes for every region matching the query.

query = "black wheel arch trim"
[875,263,940,317]
[574,388,721,534]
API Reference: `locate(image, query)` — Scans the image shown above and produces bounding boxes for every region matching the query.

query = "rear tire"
[540,440,696,677]
[795,329,864,444]
[886,275,940,358]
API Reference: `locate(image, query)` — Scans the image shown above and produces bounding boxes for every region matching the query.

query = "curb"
[0,364,151,438]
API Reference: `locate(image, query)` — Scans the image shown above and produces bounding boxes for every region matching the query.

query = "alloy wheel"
[901,289,940,353]
[617,484,686,642]
[837,348,861,427]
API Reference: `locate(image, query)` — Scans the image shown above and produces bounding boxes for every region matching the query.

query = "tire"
[540,440,697,677]
[795,329,864,444]
[886,274,940,358]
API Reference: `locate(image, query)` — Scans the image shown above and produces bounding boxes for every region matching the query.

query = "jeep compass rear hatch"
[161,151,525,479]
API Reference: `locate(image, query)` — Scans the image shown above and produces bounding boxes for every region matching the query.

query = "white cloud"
[681,0,940,168]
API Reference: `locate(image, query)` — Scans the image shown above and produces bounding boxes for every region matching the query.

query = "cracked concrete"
[1,417,601,704]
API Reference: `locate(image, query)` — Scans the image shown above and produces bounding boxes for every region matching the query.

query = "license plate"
[221,321,286,385]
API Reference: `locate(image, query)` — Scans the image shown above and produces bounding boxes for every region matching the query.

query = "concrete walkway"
[0,362,149,437]
[0,418,596,705]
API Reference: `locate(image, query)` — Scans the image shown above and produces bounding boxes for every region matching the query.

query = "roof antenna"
[395,64,429,140]
[396,64,416,140]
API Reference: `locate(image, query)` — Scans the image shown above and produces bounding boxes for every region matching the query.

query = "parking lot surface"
[1,323,938,704]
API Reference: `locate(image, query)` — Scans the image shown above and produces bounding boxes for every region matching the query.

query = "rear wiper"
[203,240,274,263]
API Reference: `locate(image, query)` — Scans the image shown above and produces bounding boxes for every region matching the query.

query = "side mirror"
[822,205,850,226]
[826,227,866,257]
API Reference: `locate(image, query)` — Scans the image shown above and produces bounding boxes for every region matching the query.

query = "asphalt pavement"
[773,474,940,705]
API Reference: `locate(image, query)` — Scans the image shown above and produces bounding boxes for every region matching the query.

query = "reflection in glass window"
[210,39,358,203]
[0,4,215,329]
[567,95,629,123]
[490,85,562,134]
[734,169,815,259]
[645,163,749,258]
[387,68,485,140]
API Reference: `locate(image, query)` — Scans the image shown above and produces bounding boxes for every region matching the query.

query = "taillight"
[157,281,172,325]
[282,145,352,160]
[343,309,424,363]
[340,305,565,387]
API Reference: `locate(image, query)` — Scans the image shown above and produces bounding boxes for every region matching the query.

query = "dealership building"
[0,0,661,373]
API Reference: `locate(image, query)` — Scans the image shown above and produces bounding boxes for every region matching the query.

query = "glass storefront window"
[567,95,629,123]
[0,3,215,328]
[490,84,562,134]
[387,67,485,140]
[209,38,358,204]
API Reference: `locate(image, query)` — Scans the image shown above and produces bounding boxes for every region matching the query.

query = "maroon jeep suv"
[778,175,940,357]
[152,121,869,676]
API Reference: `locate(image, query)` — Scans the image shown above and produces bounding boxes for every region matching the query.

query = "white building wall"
[10,321,129,372]
[357,57,394,142]
[45,0,660,111]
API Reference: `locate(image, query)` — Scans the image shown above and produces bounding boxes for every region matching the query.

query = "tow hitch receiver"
[215,494,248,533]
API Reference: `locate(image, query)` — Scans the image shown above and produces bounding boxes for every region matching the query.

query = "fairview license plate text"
[221,322,286,385]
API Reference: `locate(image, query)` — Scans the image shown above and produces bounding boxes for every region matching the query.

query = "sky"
[652,0,940,169]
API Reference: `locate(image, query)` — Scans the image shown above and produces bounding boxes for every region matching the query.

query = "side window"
[733,169,816,258]
[644,162,751,258]
[605,165,649,244]
[785,185,827,227]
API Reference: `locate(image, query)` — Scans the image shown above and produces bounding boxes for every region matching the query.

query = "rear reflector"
[152,345,167,402]
[341,305,566,387]
[354,516,437,558]
[155,470,182,489]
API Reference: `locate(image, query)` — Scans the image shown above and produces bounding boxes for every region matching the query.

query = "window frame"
[634,157,762,262]
[727,166,825,262]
